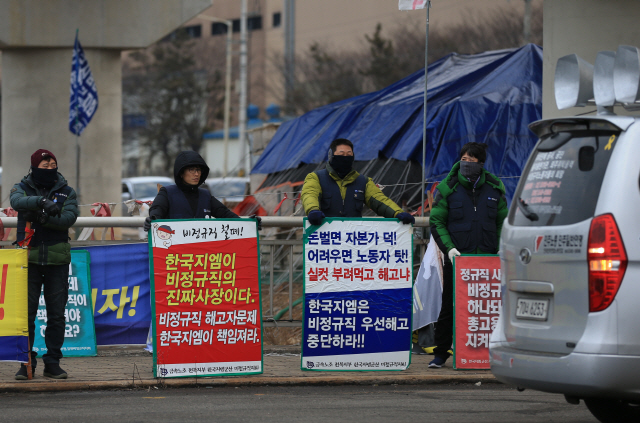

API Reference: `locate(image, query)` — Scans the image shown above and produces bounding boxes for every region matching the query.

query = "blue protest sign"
[33,250,97,357]
[302,218,413,371]
[69,32,98,135]
[79,243,151,345]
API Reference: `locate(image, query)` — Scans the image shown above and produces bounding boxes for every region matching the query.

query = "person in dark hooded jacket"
[144,151,241,228]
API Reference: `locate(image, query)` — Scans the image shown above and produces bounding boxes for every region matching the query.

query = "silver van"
[490,46,640,423]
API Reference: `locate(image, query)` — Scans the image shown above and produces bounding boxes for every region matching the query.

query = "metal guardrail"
[0,216,430,327]
[0,216,430,228]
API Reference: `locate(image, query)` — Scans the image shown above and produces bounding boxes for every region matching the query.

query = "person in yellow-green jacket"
[301,138,415,225]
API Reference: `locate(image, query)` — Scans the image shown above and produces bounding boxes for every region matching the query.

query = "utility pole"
[197,15,232,176]
[284,0,295,114]
[523,0,532,44]
[239,0,248,175]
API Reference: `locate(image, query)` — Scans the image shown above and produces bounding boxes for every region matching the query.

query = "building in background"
[120,0,541,177]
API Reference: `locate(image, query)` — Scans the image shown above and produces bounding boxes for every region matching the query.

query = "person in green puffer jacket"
[301,138,415,225]
[10,149,79,381]
[427,142,508,368]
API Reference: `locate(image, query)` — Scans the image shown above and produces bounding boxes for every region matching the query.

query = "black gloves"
[143,216,158,232]
[396,212,415,225]
[249,214,262,231]
[40,198,61,217]
[308,210,325,226]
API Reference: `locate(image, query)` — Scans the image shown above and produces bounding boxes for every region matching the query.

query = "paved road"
[0,383,597,422]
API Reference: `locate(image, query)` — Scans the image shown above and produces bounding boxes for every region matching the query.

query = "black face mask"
[459,161,484,182]
[330,155,355,178]
[31,166,58,188]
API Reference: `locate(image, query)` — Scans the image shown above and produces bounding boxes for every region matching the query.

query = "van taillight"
[587,214,627,312]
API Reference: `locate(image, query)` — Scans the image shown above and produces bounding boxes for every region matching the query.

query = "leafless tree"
[270,2,543,116]
[123,30,213,175]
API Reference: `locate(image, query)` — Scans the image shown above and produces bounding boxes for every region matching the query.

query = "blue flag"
[69,33,98,135]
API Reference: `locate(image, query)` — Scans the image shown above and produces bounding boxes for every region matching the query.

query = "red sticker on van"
[535,236,544,252]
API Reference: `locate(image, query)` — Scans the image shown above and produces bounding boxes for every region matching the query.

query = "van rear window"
[510,132,618,226]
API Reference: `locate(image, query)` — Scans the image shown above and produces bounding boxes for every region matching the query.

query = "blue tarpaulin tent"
[252,44,543,202]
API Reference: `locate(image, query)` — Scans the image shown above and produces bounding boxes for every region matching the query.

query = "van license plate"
[516,298,549,321]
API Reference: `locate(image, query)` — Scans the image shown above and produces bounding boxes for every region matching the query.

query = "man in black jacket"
[144,151,259,227]
[11,149,79,380]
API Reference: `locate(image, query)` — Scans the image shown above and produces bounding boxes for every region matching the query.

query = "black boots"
[14,362,37,380]
[43,362,68,379]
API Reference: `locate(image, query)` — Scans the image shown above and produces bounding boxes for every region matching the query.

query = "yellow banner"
[0,249,29,337]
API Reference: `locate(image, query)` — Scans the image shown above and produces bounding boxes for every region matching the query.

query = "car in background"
[204,177,249,208]
[121,176,174,215]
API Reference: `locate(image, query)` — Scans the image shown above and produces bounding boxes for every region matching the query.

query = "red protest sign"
[150,220,262,378]
[453,255,501,370]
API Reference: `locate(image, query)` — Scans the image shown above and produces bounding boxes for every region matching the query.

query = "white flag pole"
[421,1,431,218]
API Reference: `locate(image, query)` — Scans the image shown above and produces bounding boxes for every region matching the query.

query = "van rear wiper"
[517,198,539,221]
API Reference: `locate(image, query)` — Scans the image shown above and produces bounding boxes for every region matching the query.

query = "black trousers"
[27,264,69,365]
[433,259,453,359]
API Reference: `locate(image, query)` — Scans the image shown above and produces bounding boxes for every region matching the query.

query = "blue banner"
[303,289,412,358]
[77,243,151,345]
[0,250,30,363]
[33,250,97,357]
[69,32,98,135]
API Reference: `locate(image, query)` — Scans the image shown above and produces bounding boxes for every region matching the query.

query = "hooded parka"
[149,151,239,220]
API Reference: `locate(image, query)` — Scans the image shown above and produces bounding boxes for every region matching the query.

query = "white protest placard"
[302,218,413,371]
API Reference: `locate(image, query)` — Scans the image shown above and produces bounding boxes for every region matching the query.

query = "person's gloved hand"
[249,214,262,231]
[396,212,415,225]
[143,216,155,232]
[36,211,49,225]
[448,248,461,262]
[308,210,325,226]
[40,198,60,217]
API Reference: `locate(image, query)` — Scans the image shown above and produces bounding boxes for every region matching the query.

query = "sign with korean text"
[453,255,501,370]
[83,243,151,345]
[0,250,29,363]
[302,218,412,371]
[34,250,97,357]
[150,219,262,378]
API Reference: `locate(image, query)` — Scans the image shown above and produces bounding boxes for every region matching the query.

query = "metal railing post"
[269,244,274,317]
[289,245,294,321]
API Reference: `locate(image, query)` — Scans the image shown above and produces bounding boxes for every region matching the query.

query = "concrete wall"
[0,0,212,48]
[543,0,640,118]
[0,0,212,212]
[1,49,122,208]
[202,138,243,178]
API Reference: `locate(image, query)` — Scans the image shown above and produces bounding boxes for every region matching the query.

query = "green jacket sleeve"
[301,172,322,215]
[496,193,508,242]
[9,183,45,211]
[364,178,403,218]
[43,187,79,231]
[429,188,456,255]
